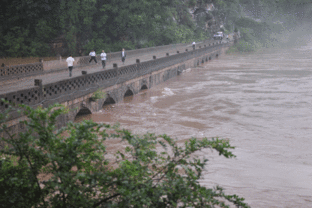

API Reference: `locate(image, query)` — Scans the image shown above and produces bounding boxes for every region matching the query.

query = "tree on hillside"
[1,0,309,57]
[90,0,196,50]
[0,0,60,57]
[0,103,250,208]
[58,0,97,55]
[0,0,205,57]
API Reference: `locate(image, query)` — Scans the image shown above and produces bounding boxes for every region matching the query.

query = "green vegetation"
[1,0,311,57]
[0,0,208,57]
[0,103,250,207]
[90,89,106,101]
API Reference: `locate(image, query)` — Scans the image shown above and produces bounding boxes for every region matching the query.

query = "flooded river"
[76,44,312,207]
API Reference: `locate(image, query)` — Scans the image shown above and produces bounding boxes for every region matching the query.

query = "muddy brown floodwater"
[76,43,312,207]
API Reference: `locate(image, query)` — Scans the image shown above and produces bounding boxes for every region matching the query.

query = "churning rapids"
[76,43,312,207]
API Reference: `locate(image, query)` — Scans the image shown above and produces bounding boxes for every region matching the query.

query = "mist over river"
[76,43,312,207]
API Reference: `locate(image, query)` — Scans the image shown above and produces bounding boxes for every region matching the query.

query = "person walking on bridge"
[66,55,75,77]
[100,50,107,69]
[121,48,126,64]
[192,41,196,50]
[89,50,97,63]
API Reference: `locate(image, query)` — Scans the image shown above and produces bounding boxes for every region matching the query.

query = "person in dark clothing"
[121,48,126,64]
[66,55,75,77]
[89,50,97,63]
[100,50,107,69]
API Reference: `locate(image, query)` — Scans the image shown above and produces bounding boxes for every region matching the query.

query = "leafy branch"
[0,103,249,208]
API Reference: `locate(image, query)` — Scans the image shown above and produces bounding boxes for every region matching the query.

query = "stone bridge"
[0,39,232,138]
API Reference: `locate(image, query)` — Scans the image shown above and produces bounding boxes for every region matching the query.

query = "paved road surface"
[0,40,224,94]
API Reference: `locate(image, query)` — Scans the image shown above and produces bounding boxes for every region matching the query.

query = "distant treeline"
[0,0,309,57]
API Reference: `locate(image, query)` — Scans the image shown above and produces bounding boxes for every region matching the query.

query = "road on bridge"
[0,39,226,95]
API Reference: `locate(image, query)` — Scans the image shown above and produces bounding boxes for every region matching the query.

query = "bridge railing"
[0,41,223,120]
[0,39,219,80]
[42,39,218,72]
[0,62,44,78]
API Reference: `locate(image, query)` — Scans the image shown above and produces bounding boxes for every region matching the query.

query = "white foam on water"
[162,87,174,96]
[150,96,159,103]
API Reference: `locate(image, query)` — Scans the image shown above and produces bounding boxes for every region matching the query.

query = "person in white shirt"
[100,50,107,69]
[89,50,97,63]
[192,42,196,50]
[121,48,126,64]
[66,55,75,77]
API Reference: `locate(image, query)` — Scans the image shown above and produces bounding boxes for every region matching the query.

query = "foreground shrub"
[0,103,249,208]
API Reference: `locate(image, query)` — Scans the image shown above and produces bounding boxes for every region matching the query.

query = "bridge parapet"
[0,42,224,121]
[0,39,219,80]
[0,62,43,79]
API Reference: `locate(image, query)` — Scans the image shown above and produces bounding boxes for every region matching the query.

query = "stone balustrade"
[0,42,223,121]
[0,39,218,79]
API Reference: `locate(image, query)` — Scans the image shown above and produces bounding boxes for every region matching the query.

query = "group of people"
[66,48,127,77]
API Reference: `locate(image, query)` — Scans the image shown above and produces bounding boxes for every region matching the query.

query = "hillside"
[1,0,310,57]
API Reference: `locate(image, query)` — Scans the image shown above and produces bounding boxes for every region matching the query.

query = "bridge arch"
[102,95,116,107]
[140,84,148,90]
[124,89,134,97]
[140,79,148,91]
[75,107,92,120]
